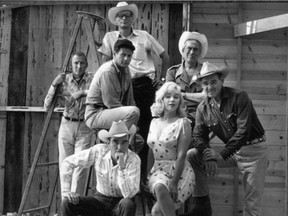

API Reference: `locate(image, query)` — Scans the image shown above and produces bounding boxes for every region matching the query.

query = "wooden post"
[182,2,192,31]
[0,8,11,214]
[286,29,288,216]
[233,3,243,216]
[168,3,182,66]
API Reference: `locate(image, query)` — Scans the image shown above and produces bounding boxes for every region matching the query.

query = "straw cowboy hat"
[178,31,208,59]
[196,61,229,83]
[108,1,138,25]
[98,121,137,143]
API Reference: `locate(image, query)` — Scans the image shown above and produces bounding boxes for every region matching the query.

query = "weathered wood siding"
[1,3,169,215]
[0,9,11,214]
[190,2,288,215]
[1,1,288,216]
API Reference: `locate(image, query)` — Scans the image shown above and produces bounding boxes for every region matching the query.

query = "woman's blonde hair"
[151,82,186,118]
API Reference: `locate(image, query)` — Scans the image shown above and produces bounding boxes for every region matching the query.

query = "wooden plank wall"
[191,2,288,216]
[1,2,288,216]
[0,9,11,214]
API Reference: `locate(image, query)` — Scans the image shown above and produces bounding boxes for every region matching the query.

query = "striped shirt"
[60,144,141,198]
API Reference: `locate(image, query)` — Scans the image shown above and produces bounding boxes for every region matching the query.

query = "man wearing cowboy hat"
[166,31,208,129]
[98,1,170,180]
[60,120,141,216]
[185,61,268,216]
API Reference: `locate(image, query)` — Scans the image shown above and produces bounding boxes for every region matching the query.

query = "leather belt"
[246,136,266,145]
[64,116,84,122]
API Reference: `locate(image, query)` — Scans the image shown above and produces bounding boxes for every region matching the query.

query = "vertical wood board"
[0,9,11,214]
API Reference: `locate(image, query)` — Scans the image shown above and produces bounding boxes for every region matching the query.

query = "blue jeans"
[58,118,94,196]
[61,193,136,216]
[85,105,140,130]
[187,142,268,216]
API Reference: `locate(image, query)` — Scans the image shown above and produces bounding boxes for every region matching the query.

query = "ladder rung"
[37,162,58,167]
[76,11,103,20]
[22,205,49,213]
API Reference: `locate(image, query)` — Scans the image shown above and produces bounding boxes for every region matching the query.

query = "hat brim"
[178,31,208,59]
[98,124,137,143]
[196,66,228,83]
[108,4,138,25]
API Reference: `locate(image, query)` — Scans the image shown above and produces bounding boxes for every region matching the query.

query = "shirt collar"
[176,61,202,85]
[175,61,201,77]
[112,59,121,74]
[204,87,228,106]
[175,62,185,78]
[112,59,128,75]
[69,71,89,83]
[116,28,139,38]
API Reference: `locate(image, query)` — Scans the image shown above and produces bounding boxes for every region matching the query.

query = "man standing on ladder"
[44,51,94,197]
[98,1,170,180]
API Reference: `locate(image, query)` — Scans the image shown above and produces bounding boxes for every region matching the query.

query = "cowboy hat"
[196,61,228,82]
[178,31,208,59]
[108,1,138,25]
[98,121,137,143]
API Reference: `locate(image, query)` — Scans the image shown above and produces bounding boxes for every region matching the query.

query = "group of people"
[44,2,268,216]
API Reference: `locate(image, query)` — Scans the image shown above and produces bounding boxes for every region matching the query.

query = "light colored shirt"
[44,71,93,119]
[85,60,135,109]
[98,29,165,79]
[60,144,141,198]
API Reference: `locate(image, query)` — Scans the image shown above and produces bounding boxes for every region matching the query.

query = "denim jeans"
[187,142,268,216]
[58,118,94,196]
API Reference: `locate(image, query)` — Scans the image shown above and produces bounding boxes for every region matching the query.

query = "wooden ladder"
[17,11,103,216]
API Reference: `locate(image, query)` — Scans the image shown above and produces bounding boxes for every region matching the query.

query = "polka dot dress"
[147,117,195,209]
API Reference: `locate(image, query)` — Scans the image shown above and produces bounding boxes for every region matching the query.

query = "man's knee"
[61,197,74,214]
[151,203,161,216]
[186,148,201,165]
[119,198,136,209]
[129,106,140,119]
[118,198,136,215]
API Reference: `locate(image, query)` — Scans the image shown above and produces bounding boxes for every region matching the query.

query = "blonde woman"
[147,82,195,216]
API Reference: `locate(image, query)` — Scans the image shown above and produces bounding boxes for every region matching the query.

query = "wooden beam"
[0,106,64,112]
[234,13,288,37]
[2,0,288,5]
[285,33,288,216]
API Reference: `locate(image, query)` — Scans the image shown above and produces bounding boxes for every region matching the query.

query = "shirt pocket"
[204,116,218,128]
[134,42,146,60]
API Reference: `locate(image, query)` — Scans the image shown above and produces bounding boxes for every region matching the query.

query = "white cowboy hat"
[98,121,137,143]
[108,1,138,25]
[178,31,208,59]
[196,61,228,82]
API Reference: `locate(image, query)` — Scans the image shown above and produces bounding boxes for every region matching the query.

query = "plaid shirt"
[60,144,141,198]
[44,71,93,119]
